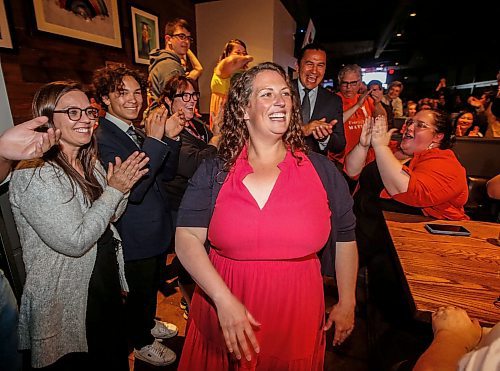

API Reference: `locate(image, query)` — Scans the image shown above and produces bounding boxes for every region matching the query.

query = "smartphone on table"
[424,223,471,236]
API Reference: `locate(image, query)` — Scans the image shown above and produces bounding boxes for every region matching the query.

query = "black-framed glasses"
[53,107,99,121]
[340,80,360,88]
[174,92,200,102]
[171,33,194,43]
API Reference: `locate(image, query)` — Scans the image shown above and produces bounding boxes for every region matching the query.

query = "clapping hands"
[358,115,397,149]
[145,106,188,140]
[107,151,149,194]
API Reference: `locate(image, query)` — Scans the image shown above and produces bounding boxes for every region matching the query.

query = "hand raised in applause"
[145,106,168,140]
[370,115,397,149]
[214,293,261,362]
[107,151,149,194]
[312,118,338,140]
[357,117,373,148]
[303,118,334,138]
[164,108,188,139]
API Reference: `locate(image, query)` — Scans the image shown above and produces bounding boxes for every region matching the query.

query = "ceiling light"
[395,62,399,66]
[396,32,402,37]
[410,12,417,17]
[404,76,408,80]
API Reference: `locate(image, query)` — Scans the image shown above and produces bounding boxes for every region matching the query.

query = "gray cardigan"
[9,161,129,368]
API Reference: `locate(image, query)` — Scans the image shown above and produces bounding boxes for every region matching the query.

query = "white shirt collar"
[105,112,131,133]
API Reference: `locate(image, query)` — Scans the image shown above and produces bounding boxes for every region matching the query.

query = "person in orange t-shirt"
[345,109,468,266]
[331,64,387,165]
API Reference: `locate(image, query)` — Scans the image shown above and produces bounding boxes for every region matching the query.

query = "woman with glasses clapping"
[159,75,221,313]
[345,109,469,266]
[9,81,149,369]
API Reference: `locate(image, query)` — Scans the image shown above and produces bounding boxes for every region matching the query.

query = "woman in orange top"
[346,110,469,326]
[345,109,468,265]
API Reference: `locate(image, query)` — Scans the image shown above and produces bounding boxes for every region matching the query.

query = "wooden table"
[383,211,500,326]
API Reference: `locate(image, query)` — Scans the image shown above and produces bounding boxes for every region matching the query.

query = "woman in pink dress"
[175,62,358,370]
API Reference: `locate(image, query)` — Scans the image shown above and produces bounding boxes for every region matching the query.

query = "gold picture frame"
[0,0,13,49]
[130,5,159,65]
[33,0,122,48]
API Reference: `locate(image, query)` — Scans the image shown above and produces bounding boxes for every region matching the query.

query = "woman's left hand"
[107,151,149,193]
[324,302,355,346]
[164,110,187,139]
[370,115,397,149]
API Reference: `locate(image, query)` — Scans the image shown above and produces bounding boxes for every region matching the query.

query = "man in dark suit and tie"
[294,43,345,155]
[92,66,185,367]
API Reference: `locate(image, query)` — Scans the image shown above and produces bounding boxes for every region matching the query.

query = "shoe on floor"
[134,340,176,366]
[151,319,178,339]
[180,297,188,310]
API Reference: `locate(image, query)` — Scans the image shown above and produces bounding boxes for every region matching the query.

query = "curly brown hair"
[218,62,305,171]
[91,66,147,109]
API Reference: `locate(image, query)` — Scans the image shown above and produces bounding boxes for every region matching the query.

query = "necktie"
[301,88,311,124]
[126,126,143,147]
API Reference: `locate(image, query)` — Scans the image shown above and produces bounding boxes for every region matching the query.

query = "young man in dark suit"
[294,43,346,155]
[93,66,185,367]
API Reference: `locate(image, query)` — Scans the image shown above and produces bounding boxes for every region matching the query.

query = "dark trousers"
[124,254,165,349]
[39,230,128,370]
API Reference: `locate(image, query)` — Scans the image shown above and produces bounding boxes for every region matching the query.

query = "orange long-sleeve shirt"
[380,148,469,220]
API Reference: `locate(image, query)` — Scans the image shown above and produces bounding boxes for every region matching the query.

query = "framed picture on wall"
[0,0,13,49]
[130,5,159,65]
[32,0,122,48]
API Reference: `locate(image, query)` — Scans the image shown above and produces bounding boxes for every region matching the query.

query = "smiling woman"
[9,81,148,368]
[175,62,358,370]
[344,110,468,265]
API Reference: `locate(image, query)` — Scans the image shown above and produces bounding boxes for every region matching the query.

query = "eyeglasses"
[53,107,99,121]
[171,33,194,43]
[174,92,200,102]
[406,118,434,130]
[340,80,360,88]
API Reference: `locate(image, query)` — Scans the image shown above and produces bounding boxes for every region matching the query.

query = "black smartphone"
[424,223,471,236]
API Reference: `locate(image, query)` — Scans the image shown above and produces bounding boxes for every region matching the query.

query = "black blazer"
[164,118,217,210]
[293,80,346,154]
[95,116,180,261]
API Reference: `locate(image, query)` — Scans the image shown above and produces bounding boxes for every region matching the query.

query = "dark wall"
[0,0,196,123]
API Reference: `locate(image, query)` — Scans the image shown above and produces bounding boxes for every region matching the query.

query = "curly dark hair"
[429,109,455,149]
[32,81,103,204]
[218,62,306,171]
[91,66,147,109]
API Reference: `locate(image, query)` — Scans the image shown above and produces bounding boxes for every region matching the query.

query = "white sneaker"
[151,319,178,339]
[134,340,176,366]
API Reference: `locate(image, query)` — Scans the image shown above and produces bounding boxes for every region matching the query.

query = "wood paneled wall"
[0,0,196,123]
